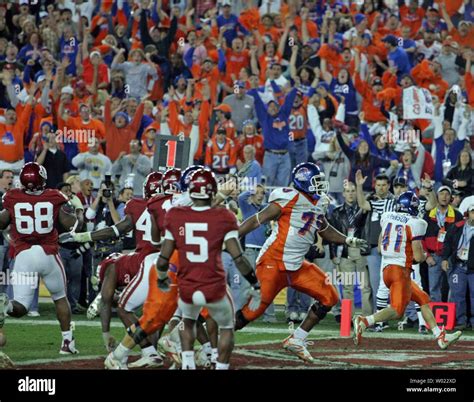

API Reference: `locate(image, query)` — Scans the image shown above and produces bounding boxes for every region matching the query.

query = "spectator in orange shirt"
[222,37,250,91]
[205,127,237,176]
[441,3,474,50]
[399,0,425,39]
[213,103,236,140]
[141,126,157,161]
[236,120,264,166]
[0,95,34,172]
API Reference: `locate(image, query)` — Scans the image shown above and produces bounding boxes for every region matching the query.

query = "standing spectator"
[381,34,412,81]
[442,204,474,330]
[236,120,264,166]
[111,48,158,100]
[247,87,297,187]
[423,186,464,302]
[72,137,112,190]
[112,139,152,197]
[205,127,237,176]
[393,143,426,191]
[222,82,256,133]
[0,169,13,284]
[288,91,309,168]
[103,98,144,162]
[57,182,85,315]
[442,150,474,197]
[35,132,70,188]
[238,184,276,322]
[237,145,262,190]
[328,182,371,318]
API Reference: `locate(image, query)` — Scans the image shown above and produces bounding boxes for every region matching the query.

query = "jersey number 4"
[136,210,152,242]
[14,202,54,235]
[185,223,209,263]
[381,223,404,252]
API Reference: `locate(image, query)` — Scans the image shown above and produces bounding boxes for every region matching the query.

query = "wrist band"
[111,225,120,238]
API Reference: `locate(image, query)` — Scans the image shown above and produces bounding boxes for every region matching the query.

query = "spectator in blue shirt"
[238,144,262,190]
[59,25,79,76]
[215,1,249,47]
[247,87,297,187]
[399,26,417,66]
[382,34,411,82]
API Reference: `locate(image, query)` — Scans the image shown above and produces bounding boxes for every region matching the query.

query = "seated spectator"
[237,145,262,190]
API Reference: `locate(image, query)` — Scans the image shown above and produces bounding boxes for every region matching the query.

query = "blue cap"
[382,34,398,47]
[236,80,245,88]
[354,14,366,25]
[174,74,186,87]
[317,81,329,91]
[114,112,129,123]
[34,70,46,83]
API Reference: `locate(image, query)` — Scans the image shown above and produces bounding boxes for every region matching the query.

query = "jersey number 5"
[185,223,209,263]
[14,202,54,235]
[381,223,404,252]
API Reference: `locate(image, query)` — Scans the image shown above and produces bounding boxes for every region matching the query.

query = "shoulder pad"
[269,187,297,204]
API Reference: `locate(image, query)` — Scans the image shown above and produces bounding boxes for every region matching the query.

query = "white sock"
[202,341,212,355]
[113,343,131,362]
[61,330,72,342]
[6,301,13,313]
[293,327,308,341]
[417,311,426,327]
[181,351,196,369]
[141,345,157,357]
[432,326,442,338]
[366,315,375,327]
[211,348,218,363]
[215,362,229,370]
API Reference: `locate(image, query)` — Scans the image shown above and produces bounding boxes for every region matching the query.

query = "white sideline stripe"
[16,352,141,366]
[6,319,474,341]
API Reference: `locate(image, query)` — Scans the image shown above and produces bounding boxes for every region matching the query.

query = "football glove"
[102,332,117,353]
[248,285,261,312]
[158,277,171,292]
[59,232,92,244]
[345,237,368,251]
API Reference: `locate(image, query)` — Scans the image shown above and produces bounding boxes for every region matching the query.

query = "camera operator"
[84,176,123,302]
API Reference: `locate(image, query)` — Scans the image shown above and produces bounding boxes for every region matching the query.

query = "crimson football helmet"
[162,168,181,195]
[143,171,163,199]
[188,169,217,200]
[20,162,47,192]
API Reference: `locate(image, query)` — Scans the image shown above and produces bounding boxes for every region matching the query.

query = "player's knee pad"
[310,300,332,321]
[127,323,148,345]
[234,310,250,331]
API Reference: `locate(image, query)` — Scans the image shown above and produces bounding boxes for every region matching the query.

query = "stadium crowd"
[0,0,473,330]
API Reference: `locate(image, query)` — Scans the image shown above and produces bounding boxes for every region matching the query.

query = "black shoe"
[405,318,418,328]
[334,315,341,324]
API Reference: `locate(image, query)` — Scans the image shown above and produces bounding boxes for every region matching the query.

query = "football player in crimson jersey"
[62,171,164,367]
[236,162,368,363]
[155,169,260,370]
[0,163,79,354]
[353,192,462,349]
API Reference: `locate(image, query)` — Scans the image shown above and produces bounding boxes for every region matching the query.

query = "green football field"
[2,301,474,370]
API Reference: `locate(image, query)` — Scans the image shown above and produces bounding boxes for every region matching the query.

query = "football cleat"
[353,316,368,346]
[195,346,212,368]
[158,336,181,365]
[105,352,128,370]
[418,325,429,335]
[128,354,164,368]
[282,335,314,363]
[87,294,102,320]
[59,338,79,355]
[437,327,462,350]
[0,293,8,328]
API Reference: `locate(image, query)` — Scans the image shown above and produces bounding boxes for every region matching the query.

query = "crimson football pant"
[241,257,339,322]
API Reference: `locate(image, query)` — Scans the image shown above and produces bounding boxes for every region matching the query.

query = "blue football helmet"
[292,162,329,199]
[180,165,204,192]
[396,191,420,216]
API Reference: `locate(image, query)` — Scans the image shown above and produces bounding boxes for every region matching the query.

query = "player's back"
[125,197,157,253]
[380,211,427,269]
[147,193,174,235]
[164,205,238,303]
[259,188,326,271]
[2,188,68,256]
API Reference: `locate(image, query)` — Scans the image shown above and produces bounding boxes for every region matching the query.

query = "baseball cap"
[393,177,407,187]
[382,34,398,47]
[214,104,232,113]
[34,71,46,83]
[39,11,48,19]
[468,204,474,212]
[90,50,101,58]
[216,127,227,135]
[317,81,329,91]
[235,80,246,88]
[61,86,74,95]
[354,14,366,26]
[221,0,232,6]
[437,185,452,195]
[459,20,471,28]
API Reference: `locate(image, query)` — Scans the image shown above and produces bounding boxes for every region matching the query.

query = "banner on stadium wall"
[154,134,191,171]
[403,86,434,120]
